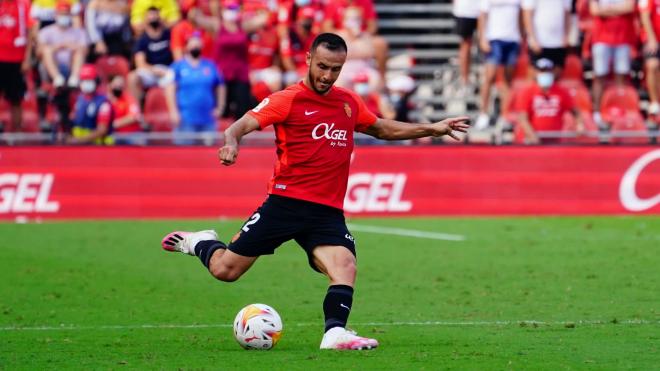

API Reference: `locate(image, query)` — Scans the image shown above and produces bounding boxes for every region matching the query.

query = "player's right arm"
[218,114,261,166]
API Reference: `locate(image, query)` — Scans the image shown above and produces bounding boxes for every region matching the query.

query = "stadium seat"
[600,85,648,144]
[559,80,593,113]
[143,87,172,132]
[561,54,584,83]
[561,111,600,144]
[95,56,131,81]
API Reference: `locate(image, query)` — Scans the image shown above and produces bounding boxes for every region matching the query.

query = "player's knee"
[210,265,243,282]
[332,255,357,281]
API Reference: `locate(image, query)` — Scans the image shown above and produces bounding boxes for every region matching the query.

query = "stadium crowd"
[0,0,658,144]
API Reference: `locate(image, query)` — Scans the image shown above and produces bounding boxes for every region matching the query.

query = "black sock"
[194,240,226,269]
[323,285,354,332]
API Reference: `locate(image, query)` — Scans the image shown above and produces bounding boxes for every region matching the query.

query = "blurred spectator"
[30,0,82,29]
[165,34,225,145]
[108,75,145,145]
[130,0,180,34]
[453,0,480,87]
[522,0,571,72]
[85,0,132,61]
[353,71,395,119]
[335,6,382,91]
[0,0,32,132]
[639,0,660,116]
[68,64,113,144]
[516,58,584,144]
[127,7,173,106]
[476,0,522,130]
[246,3,282,99]
[208,1,252,119]
[171,0,214,60]
[322,0,388,82]
[37,1,88,133]
[386,74,416,122]
[589,0,635,128]
[279,5,318,86]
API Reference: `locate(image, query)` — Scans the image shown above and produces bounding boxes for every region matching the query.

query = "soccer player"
[161,33,469,350]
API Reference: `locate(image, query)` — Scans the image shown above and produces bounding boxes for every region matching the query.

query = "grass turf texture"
[1,216,659,370]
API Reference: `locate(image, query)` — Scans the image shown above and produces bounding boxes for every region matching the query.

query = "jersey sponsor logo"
[619,149,660,212]
[311,122,348,141]
[252,98,270,113]
[344,173,412,213]
[0,173,60,213]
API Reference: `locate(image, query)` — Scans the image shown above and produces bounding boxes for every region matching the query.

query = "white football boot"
[320,327,379,350]
[161,230,218,255]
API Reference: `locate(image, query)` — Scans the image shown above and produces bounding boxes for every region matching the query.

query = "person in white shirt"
[476,0,522,130]
[522,0,571,73]
[453,0,481,86]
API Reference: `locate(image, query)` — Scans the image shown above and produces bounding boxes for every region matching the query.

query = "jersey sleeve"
[246,90,296,129]
[350,91,378,131]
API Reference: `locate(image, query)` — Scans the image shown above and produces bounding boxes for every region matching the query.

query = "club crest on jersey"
[344,103,352,118]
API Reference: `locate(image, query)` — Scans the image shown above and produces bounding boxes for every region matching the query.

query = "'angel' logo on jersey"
[311,122,348,142]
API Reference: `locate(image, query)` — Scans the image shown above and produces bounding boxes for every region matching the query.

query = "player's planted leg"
[313,245,379,350]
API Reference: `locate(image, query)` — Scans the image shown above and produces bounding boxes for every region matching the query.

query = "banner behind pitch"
[1,146,658,219]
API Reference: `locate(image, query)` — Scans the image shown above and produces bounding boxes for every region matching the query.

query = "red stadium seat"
[143,87,171,132]
[95,56,131,81]
[561,54,584,83]
[561,111,600,144]
[560,80,593,113]
[600,85,648,143]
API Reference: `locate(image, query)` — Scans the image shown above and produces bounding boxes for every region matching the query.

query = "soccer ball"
[233,303,283,350]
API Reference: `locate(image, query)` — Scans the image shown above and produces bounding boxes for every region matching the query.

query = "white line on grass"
[1,319,656,332]
[347,224,466,242]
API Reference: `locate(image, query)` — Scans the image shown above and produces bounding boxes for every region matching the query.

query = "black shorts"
[0,62,26,104]
[455,17,478,40]
[227,194,356,273]
[529,47,567,68]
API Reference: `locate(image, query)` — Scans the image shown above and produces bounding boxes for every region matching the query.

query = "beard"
[307,69,331,95]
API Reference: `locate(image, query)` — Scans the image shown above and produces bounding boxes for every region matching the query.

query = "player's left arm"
[360,117,470,141]
[219,114,261,166]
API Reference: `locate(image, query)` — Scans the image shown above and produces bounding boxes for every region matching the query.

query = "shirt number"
[241,212,261,232]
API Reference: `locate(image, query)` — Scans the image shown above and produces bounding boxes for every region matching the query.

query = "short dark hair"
[310,33,347,54]
[147,6,160,12]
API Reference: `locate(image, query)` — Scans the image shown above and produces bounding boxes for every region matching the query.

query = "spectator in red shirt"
[639,0,660,116]
[246,4,282,97]
[279,4,320,86]
[589,0,636,128]
[171,0,214,61]
[108,75,145,145]
[353,71,394,120]
[0,0,33,132]
[322,0,388,83]
[517,58,584,144]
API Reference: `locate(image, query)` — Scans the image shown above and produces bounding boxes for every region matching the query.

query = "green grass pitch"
[1,216,659,370]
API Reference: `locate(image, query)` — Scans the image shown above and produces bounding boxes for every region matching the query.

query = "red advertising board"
[0,146,658,220]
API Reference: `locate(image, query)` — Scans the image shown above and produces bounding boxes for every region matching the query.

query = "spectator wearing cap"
[127,7,173,107]
[30,0,82,29]
[279,5,319,86]
[108,75,145,145]
[130,0,180,34]
[68,64,114,144]
[639,0,660,116]
[476,0,522,131]
[386,74,416,122]
[516,58,583,144]
[522,0,571,72]
[165,34,225,145]
[453,0,481,87]
[353,72,395,119]
[36,0,88,133]
[0,0,33,132]
[589,0,636,128]
[170,0,214,61]
[85,0,132,61]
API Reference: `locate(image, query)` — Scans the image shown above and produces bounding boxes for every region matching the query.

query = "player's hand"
[430,116,470,141]
[219,145,238,166]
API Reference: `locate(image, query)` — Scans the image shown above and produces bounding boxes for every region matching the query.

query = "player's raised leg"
[313,245,378,350]
[161,230,256,282]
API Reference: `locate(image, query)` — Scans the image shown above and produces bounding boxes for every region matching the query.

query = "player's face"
[306,46,347,95]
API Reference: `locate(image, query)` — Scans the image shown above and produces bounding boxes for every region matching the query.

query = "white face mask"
[355,83,370,96]
[344,18,362,34]
[222,10,239,22]
[56,15,72,28]
[295,0,311,6]
[536,72,554,89]
[80,80,96,94]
